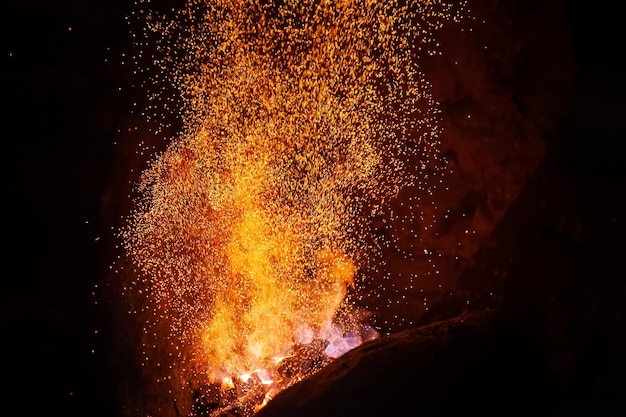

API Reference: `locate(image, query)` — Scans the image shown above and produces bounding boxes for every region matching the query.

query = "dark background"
[1,1,624,416]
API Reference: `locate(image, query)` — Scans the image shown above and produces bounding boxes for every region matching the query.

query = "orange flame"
[120,0,467,414]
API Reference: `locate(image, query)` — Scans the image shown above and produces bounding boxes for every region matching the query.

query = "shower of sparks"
[118,0,467,414]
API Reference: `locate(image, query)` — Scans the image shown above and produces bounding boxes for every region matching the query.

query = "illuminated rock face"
[334,0,576,330]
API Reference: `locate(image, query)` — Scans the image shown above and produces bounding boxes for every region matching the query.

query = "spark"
[117,0,468,414]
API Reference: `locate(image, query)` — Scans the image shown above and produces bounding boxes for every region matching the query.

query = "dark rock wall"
[355,0,578,332]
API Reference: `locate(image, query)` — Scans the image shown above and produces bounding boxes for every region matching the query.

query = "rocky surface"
[357,0,578,331]
[256,310,558,417]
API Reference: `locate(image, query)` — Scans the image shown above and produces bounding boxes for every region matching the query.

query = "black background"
[1,1,624,416]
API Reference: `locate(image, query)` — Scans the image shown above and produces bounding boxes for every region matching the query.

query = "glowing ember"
[117,0,467,415]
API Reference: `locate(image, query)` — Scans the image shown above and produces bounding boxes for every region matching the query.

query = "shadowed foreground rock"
[257,310,558,417]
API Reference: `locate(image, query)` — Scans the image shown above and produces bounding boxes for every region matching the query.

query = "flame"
[119,0,467,414]
[221,377,235,391]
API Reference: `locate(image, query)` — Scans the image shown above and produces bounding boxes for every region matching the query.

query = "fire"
[221,377,235,391]
[118,0,467,415]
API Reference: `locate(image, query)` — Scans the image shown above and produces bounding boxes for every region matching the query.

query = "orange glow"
[120,0,467,414]
[221,377,235,391]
